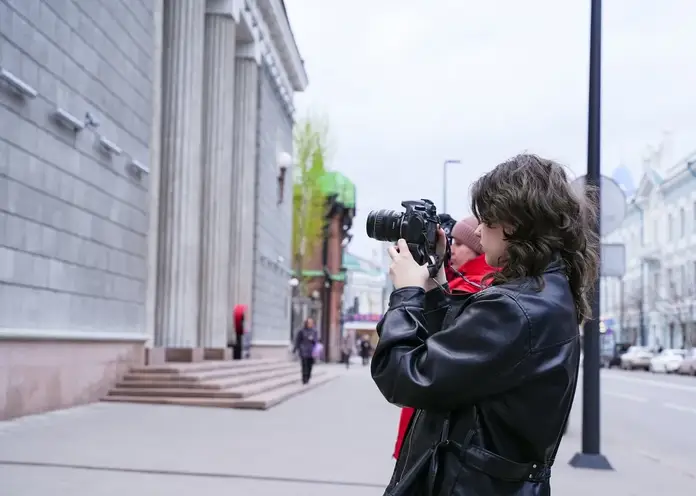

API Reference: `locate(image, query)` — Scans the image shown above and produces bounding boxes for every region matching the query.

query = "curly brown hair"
[470,154,600,323]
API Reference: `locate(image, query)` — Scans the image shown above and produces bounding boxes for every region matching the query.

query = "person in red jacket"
[231,304,247,360]
[392,216,496,459]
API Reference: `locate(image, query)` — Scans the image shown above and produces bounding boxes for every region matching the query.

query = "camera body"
[437,213,457,242]
[366,199,440,266]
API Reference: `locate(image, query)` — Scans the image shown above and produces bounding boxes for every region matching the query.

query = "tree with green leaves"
[292,118,329,296]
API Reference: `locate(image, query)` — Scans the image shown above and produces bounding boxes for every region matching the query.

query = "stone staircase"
[102,359,339,410]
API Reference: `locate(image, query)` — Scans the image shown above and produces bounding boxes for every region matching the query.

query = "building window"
[680,207,686,238]
[667,214,674,241]
[666,268,674,296]
[693,201,696,233]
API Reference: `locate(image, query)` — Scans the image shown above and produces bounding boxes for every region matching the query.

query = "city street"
[0,365,694,495]
[592,368,696,472]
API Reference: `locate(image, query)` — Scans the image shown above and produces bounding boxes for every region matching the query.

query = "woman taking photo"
[392,216,496,460]
[372,154,599,495]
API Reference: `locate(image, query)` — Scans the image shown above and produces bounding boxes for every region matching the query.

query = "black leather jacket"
[372,261,580,496]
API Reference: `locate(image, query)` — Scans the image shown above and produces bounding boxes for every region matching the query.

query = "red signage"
[345,313,382,323]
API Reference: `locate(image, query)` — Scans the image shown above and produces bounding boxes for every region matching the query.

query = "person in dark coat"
[293,318,318,384]
[372,154,599,495]
[359,337,372,366]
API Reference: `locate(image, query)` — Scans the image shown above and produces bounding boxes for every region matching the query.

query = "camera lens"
[366,209,403,242]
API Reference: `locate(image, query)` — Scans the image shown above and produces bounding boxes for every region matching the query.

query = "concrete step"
[114,363,300,391]
[108,367,305,399]
[101,371,340,410]
[129,358,282,375]
[232,371,339,410]
[121,361,297,385]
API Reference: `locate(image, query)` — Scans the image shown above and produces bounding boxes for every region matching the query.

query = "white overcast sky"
[286,0,696,261]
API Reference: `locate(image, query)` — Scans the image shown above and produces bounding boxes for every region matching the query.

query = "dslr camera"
[437,213,457,242]
[366,199,445,276]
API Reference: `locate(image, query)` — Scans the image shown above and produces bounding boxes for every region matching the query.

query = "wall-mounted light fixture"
[0,68,38,99]
[53,108,85,132]
[276,151,292,204]
[98,136,122,156]
[127,158,150,180]
[84,111,100,128]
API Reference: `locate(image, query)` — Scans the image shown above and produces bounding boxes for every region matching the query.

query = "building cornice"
[242,0,299,115]
[257,0,309,92]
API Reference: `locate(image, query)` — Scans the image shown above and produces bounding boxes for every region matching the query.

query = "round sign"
[570,175,627,236]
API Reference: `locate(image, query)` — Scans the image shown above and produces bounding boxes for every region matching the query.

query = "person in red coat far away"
[231,304,247,360]
[392,216,497,459]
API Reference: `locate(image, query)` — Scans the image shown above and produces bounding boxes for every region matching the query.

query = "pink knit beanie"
[451,216,482,255]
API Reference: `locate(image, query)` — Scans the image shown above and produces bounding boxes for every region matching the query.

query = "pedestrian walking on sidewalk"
[372,155,598,495]
[359,338,372,366]
[293,318,318,384]
[341,335,353,368]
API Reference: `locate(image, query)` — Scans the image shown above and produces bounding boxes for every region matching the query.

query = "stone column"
[145,0,164,347]
[229,44,261,323]
[198,11,237,349]
[155,0,205,348]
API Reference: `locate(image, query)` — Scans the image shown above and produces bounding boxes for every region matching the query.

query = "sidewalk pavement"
[0,364,693,495]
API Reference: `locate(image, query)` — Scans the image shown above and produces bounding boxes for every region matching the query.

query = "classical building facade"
[0,0,307,419]
[601,152,696,349]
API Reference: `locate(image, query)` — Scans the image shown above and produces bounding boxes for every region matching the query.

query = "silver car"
[677,349,696,376]
[620,346,655,370]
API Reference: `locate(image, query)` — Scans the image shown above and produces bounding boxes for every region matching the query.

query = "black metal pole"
[569,0,612,470]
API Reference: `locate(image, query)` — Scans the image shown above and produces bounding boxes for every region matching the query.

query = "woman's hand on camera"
[387,239,430,289]
[434,226,447,259]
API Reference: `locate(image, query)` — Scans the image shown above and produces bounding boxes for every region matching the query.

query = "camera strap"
[425,241,450,280]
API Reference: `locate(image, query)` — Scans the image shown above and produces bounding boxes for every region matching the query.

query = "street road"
[579,368,696,473]
[0,365,694,495]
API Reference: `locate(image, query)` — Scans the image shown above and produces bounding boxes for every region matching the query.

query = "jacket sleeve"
[422,286,450,334]
[371,287,530,411]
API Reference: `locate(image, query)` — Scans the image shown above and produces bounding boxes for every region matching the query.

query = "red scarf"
[448,255,495,293]
[392,255,497,459]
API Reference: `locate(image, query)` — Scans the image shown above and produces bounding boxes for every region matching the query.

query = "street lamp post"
[569,0,613,471]
[442,159,461,213]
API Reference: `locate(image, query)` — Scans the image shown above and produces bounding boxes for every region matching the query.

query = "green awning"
[295,270,346,282]
[318,171,356,208]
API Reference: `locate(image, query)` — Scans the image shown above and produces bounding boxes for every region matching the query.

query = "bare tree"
[621,285,643,345]
[656,271,696,349]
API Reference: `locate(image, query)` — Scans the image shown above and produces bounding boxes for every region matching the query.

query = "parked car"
[677,349,696,376]
[649,349,687,373]
[620,346,654,370]
[601,342,632,368]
